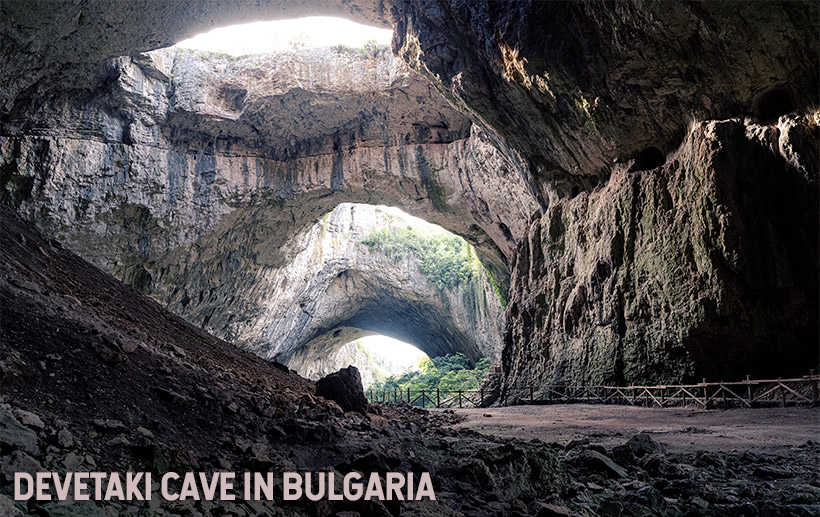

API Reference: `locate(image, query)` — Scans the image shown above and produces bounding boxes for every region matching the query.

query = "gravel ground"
[450,404,820,454]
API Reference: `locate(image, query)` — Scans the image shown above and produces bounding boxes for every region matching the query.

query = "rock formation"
[181,202,505,369]
[315,366,369,413]
[392,0,819,197]
[1,0,817,389]
[504,113,819,389]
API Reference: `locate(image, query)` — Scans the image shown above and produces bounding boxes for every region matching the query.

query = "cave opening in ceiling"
[261,203,506,385]
[175,17,392,55]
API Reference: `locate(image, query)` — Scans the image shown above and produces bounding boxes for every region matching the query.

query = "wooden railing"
[366,371,820,409]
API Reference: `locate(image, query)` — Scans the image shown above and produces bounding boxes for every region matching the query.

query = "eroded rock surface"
[207,203,505,368]
[392,0,819,197]
[2,0,818,390]
[1,44,536,283]
[0,43,534,370]
[503,113,819,388]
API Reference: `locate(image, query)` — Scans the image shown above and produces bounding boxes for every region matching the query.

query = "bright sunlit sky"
[176,17,392,55]
[358,335,428,373]
[376,205,450,235]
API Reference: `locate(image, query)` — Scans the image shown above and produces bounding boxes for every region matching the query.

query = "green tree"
[368,353,492,402]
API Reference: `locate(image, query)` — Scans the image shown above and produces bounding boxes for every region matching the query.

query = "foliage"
[288,34,310,49]
[368,353,492,395]
[362,226,481,291]
[332,39,384,58]
[485,269,508,309]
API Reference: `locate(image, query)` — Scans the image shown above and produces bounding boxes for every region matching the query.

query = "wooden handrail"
[366,372,820,409]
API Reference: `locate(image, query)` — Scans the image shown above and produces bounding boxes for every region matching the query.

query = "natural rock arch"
[192,203,506,371]
[2,0,817,390]
[1,44,538,292]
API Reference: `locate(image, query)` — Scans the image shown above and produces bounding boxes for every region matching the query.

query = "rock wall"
[1,45,537,278]
[392,0,819,197]
[503,113,819,389]
[2,0,818,388]
[0,44,537,335]
[225,203,505,366]
[0,0,390,113]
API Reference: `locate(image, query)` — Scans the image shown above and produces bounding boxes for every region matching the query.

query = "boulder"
[56,429,74,448]
[14,409,45,430]
[613,433,666,464]
[580,450,628,479]
[315,366,369,413]
[0,450,42,483]
[0,408,39,455]
[0,495,21,516]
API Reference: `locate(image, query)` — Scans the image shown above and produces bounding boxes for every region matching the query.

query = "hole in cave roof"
[175,17,392,56]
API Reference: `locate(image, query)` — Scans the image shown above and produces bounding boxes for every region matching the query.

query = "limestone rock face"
[287,341,378,388]
[1,46,537,294]
[503,113,819,390]
[203,203,505,367]
[392,0,819,197]
[0,0,389,113]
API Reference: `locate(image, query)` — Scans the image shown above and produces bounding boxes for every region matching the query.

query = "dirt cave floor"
[449,404,820,453]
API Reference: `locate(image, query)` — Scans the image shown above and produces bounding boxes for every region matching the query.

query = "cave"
[211,202,505,373]
[629,146,666,172]
[1,2,819,515]
[755,87,795,123]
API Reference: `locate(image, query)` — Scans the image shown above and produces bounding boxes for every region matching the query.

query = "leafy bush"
[369,353,492,395]
[362,226,481,291]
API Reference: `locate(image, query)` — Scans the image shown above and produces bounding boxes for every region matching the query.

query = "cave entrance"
[260,203,506,384]
[175,17,392,55]
[287,335,428,389]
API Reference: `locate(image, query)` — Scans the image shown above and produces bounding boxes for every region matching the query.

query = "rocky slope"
[0,205,568,516]
[504,112,819,389]
[2,208,818,517]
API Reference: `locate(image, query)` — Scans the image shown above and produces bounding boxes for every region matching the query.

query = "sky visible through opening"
[358,335,427,374]
[176,17,392,55]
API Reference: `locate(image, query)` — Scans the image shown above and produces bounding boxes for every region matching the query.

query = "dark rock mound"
[315,366,368,413]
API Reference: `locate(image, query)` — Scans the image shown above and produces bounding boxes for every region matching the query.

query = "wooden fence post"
[436,388,441,408]
[407,387,411,404]
[780,378,786,407]
[480,387,484,407]
[458,391,463,409]
[746,374,752,407]
[721,382,727,408]
[421,390,426,408]
[702,378,708,407]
